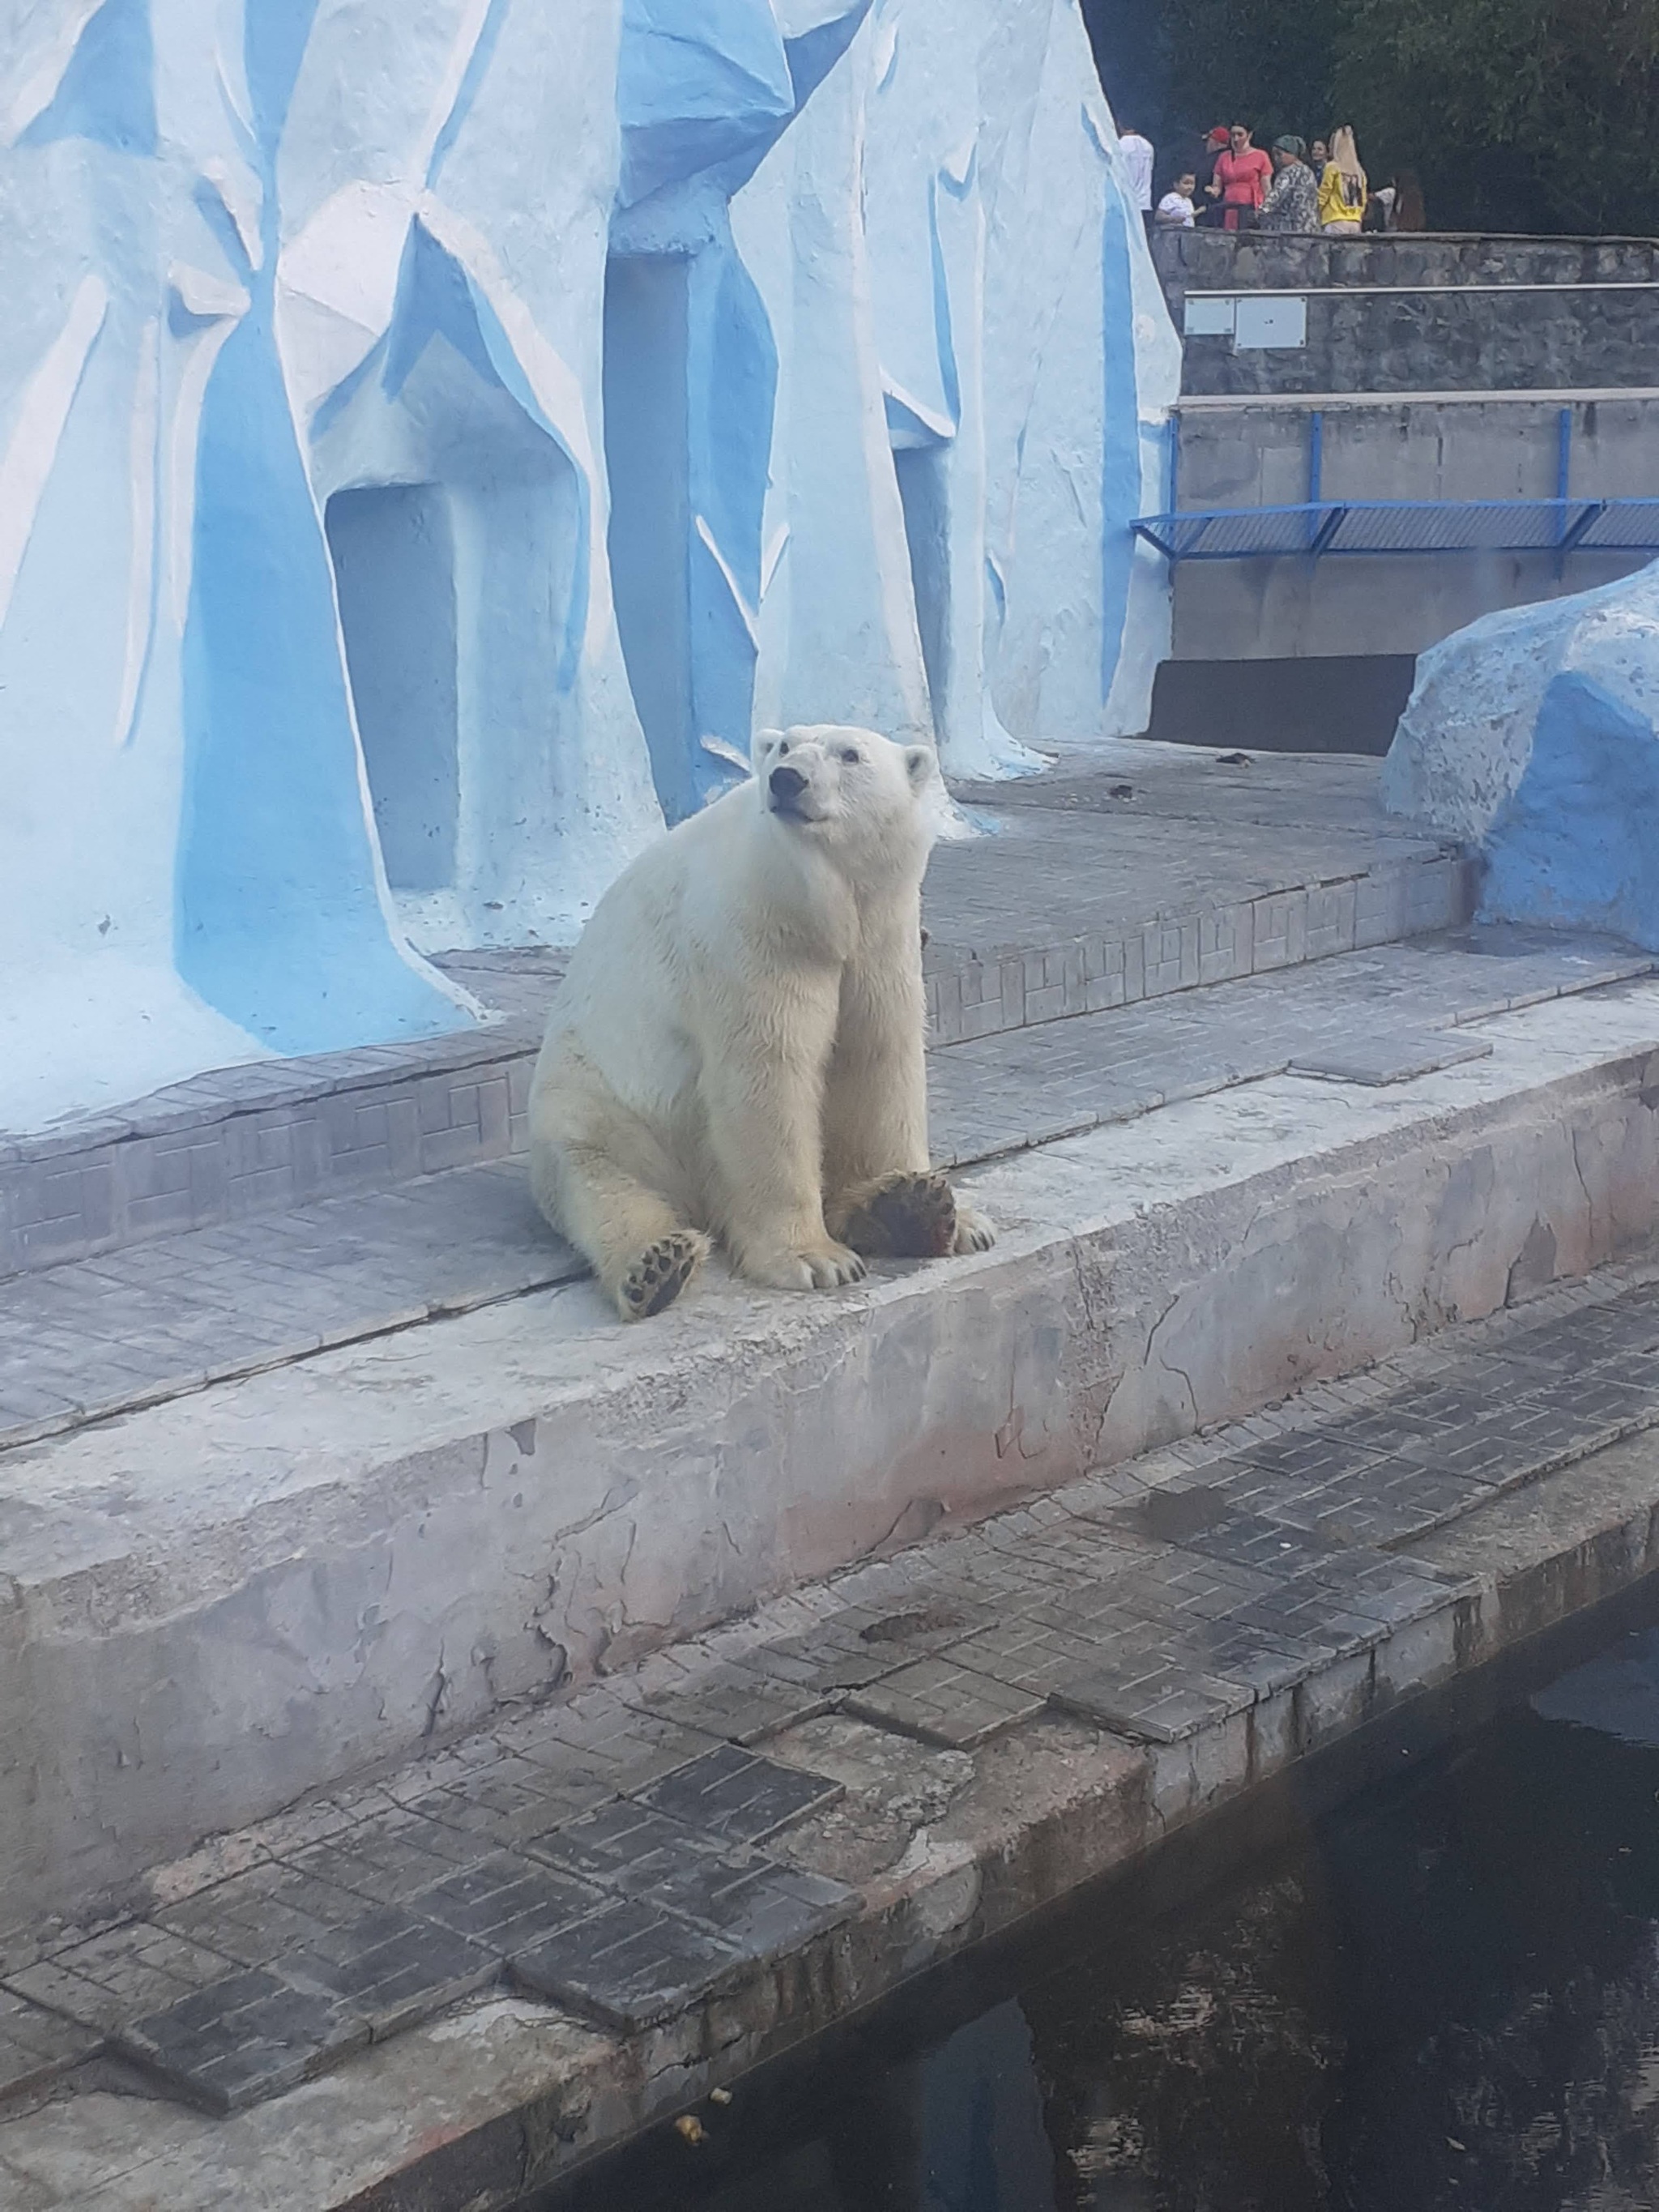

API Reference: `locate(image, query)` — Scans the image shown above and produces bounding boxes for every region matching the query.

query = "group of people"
[1117,120,1421,237]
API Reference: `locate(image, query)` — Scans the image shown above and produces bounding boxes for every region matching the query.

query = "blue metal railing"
[1128,495,1659,562]
[1138,403,1659,564]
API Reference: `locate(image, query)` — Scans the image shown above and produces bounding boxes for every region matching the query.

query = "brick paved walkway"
[3,1259,1658,2129]
[0,927,1646,1453]
[2,748,1461,1277]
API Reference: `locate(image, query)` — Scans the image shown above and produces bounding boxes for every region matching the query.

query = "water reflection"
[539,1622,1659,2212]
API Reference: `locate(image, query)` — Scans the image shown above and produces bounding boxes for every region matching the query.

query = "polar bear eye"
[777,740,789,756]
[839,747,860,765]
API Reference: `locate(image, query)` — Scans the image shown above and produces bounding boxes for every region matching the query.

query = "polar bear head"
[752,724,936,880]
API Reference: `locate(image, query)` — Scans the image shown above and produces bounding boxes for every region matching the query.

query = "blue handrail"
[1130,496,1652,562]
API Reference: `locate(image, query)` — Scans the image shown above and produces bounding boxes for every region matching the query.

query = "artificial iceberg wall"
[0,0,1178,1136]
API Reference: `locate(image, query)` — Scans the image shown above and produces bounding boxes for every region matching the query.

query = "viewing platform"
[1140,229,1659,745]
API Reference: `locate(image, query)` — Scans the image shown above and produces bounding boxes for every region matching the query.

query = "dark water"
[539,1618,1659,2212]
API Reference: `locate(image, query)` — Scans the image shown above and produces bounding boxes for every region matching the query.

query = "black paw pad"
[844,1171,957,1259]
[621,1234,702,1319]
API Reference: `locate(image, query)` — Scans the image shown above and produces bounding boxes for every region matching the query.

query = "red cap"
[1206,126,1230,146]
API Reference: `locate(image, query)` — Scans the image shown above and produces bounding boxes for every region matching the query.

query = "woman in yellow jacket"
[1319,126,1367,234]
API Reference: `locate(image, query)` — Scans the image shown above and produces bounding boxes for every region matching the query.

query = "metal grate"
[1131,497,1659,564]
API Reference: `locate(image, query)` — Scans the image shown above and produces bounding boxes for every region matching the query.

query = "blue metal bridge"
[1132,407,1659,565]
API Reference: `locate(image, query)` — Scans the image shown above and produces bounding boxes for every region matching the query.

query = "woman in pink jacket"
[1205,123,1273,232]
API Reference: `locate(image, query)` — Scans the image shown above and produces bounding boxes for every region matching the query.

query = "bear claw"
[618,1231,706,1319]
[952,1201,996,1254]
[743,1241,866,1291]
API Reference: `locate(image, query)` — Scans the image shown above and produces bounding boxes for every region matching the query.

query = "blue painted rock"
[1382,561,1659,951]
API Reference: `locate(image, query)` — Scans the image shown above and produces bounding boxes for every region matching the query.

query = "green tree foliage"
[1087,0,1659,233]
[1329,0,1659,232]
[1158,0,1330,153]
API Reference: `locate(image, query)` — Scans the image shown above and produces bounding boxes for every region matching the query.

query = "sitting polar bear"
[528,724,994,1319]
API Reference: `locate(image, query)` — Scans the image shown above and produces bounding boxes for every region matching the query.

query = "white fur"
[527,723,994,1316]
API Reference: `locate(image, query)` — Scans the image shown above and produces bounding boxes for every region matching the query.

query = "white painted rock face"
[0,0,1177,1136]
[1382,561,1659,950]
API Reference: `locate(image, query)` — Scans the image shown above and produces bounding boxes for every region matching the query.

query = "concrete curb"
[5,1334,1657,2209]
[6,982,1659,1927]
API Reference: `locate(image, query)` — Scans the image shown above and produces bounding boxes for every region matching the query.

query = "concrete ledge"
[1149,229,1659,311]
[1174,386,1659,409]
[0,766,1461,1279]
[6,1313,1659,2206]
[5,981,1658,1926]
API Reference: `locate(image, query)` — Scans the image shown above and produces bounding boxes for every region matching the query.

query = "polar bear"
[527,724,994,1319]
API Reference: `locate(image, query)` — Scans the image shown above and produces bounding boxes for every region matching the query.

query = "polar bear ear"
[903,745,936,792]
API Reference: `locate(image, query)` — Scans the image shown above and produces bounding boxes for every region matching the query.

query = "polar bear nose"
[769,764,808,801]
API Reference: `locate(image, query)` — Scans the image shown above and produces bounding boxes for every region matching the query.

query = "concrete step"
[2,927,1645,1457]
[5,1250,1659,2205]
[4,961,1657,1933]
[0,748,1464,1278]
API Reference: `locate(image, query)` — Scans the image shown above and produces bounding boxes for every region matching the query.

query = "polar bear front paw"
[952,1202,996,1254]
[833,1170,957,1259]
[616,1230,710,1319]
[744,1240,868,1292]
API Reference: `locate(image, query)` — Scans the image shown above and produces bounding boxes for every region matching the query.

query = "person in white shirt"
[1117,123,1154,217]
[1157,173,1198,228]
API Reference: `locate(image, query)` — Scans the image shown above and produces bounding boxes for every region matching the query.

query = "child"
[1156,171,1197,228]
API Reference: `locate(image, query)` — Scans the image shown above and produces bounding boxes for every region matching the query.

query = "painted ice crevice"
[0,0,1176,1135]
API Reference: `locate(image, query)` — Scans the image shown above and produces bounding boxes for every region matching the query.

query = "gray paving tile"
[399,1764,606,1854]
[634,1664,837,1745]
[510,1898,747,2034]
[115,1967,366,2114]
[1311,1404,1484,1459]
[0,1164,579,1447]
[284,1806,488,1906]
[495,1694,717,1803]
[407,1852,605,1953]
[646,1852,855,1957]
[1526,1372,1659,1429]
[844,1656,1047,1748]
[629,1743,843,1845]
[1048,1665,1246,1744]
[0,1986,101,2099]
[1228,1428,1388,1486]
[524,1799,714,1891]
[1286,1029,1493,1085]
[1110,1549,1283,1625]
[1285,1553,1467,1626]
[7,1923,237,2034]
[940,1613,1107,1697]
[155,1861,373,1967]
[731,1595,992,1694]
[1158,1506,1339,1574]
[728,1633,897,1694]
[281,1908,497,2038]
[527,1798,855,1958]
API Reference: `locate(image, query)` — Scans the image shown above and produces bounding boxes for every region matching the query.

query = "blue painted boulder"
[1382,563,1659,952]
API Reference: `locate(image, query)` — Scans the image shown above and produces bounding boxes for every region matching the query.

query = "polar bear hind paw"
[617,1230,710,1319]
[952,1201,996,1254]
[834,1170,958,1259]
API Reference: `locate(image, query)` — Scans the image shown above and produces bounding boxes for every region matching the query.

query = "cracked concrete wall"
[5,1024,1659,1925]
